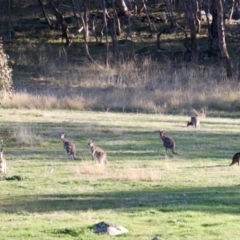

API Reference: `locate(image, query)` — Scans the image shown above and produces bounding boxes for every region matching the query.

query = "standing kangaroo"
[0,150,7,174]
[158,130,178,155]
[230,152,240,166]
[187,116,200,128]
[59,132,77,160]
[87,139,107,165]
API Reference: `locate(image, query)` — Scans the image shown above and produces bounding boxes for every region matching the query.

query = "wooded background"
[0,0,240,85]
[0,0,240,112]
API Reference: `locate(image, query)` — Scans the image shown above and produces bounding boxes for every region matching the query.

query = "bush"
[0,38,13,102]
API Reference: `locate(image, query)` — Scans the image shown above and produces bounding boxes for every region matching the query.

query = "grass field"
[0,109,240,240]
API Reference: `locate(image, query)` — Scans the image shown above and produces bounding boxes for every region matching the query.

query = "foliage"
[0,38,13,102]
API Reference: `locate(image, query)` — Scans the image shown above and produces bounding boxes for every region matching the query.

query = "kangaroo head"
[87,139,94,148]
[159,130,165,137]
[59,132,65,139]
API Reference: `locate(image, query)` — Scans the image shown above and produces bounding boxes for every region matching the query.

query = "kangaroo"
[59,132,77,160]
[158,130,178,155]
[0,150,7,174]
[187,116,200,128]
[87,139,107,165]
[230,152,240,166]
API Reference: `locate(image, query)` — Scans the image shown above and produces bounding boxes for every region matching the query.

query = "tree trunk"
[71,0,81,30]
[195,0,201,33]
[101,0,109,68]
[37,0,53,29]
[164,0,175,27]
[183,0,199,63]
[228,0,236,21]
[141,0,155,33]
[73,0,101,67]
[115,0,131,15]
[111,2,120,63]
[216,0,233,78]
[48,0,72,45]
[83,0,89,42]
[7,0,12,43]
[210,0,219,40]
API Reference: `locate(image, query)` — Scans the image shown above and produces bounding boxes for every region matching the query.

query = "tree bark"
[37,0,53,29]
[164,0,175,27]
[210,0,219,40]
[228,0,235,21]
[111,2,120,63]
[74,0,101,67]
[183,0,199,63]
[216,0,233,78]
[101,0,109,68]
[83,0,89,42]
[71,0,81,30]
[48,0,72,45]
[115,0,131,13]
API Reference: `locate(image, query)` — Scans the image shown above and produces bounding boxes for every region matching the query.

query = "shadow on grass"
[183,164,230,168]
[2,184,240,215]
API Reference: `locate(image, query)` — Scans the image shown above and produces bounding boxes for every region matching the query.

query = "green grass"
[1,109,240,240]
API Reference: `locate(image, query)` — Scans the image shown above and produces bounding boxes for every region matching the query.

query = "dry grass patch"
[10,124,43,146]
[112,167,161,182]
[75,162,161,182]
[5,59,240,113]
[75,162,106,176]
[2,92,86,110]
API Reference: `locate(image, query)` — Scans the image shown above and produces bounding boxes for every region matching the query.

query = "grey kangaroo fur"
[158,130,178,155]
[59,132,78,160]
[230,152,240,166]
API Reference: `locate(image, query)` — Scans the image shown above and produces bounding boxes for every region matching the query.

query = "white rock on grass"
[92,221,129,236]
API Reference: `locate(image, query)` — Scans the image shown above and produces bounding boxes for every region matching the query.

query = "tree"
[101,0,109,67]
[183,0,199,63]
[48,0,73,45]
[216,0,233,78]
[0,38,13,102]
[37,0,53,29]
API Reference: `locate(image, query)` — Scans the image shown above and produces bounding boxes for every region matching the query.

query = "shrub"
[0,38,13,102]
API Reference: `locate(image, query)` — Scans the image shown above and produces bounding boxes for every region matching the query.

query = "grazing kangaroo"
[230,152,240,166]
[59,132,77,160]
[187,116,200,128]
[158,130,178,155]
[87,139,107,165]
[0,150,7,174]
